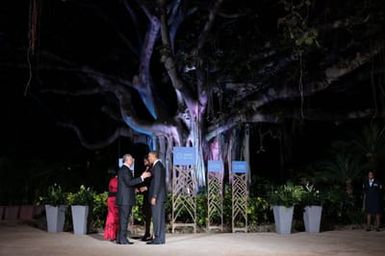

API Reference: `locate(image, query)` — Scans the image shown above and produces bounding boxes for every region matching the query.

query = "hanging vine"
[278,0,319,119]
[25,0,42,96]
[298,50,305,119]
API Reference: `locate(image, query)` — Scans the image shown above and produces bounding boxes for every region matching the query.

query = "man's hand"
[141,171,151,179]
[151,197,156,206]
[139,186,148,193]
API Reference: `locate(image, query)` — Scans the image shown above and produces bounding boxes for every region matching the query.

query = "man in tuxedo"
[147,151,167,245]
[116,154,151,245]
[138,157,152,241]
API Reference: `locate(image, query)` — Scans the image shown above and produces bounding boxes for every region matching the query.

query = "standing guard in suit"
[116,154,151,245]
[147,151,167,245]
[363,170,383,231]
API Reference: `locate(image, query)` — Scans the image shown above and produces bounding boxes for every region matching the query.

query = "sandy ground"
[0,222,384,256]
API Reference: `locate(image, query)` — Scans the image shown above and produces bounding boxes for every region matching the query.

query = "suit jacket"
[116,164,143,206]
[149,160,166,203]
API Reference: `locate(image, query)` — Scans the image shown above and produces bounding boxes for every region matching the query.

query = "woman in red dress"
[104,169,119,241]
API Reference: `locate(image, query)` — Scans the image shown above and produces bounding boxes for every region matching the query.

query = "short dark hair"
[368,170,376,175]
[148,151,159,159]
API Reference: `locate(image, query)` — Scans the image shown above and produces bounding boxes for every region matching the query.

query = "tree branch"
[197,0,224,51]
[206,108,374,141]
[206,113,281,141]
[251,45,383,110]
[135,15,161,119]
[41,88,105,96]
[167,0,187,52]
[135,0,154,20]
[158,0,197,116]
[58,123,132,150]
[206,43,382,141]
[196,0,224,116]
[121,0,143,46]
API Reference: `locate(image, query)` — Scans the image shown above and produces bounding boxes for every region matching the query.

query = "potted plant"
[67,185,94,235]
[268,183,304,234]
[39,184,68,233]
[302,183,322,233]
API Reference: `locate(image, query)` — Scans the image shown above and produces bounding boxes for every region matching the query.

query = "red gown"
[104,176,119,240]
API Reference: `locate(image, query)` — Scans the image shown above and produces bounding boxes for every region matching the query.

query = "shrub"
[302,182,322,206]
[67,185,95,206]
[38,183,67,206]
[89,192,108,230]
[268,182,305,207]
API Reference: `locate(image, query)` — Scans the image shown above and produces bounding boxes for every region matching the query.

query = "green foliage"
[223,185,233,226]
[158,186,271,229]
[315,141,364,187]
[268,182,305,207]
[89,192,108,230]
[249,175,273,197]
[247,196,270,225]
[132,194,144,223]
[38,183,67,206]
[67,185,95,206]
[196,192,208,227]
[301,182,322,206]
[352,123,385,169]
[277,0,319,49]
[321,186,364,227]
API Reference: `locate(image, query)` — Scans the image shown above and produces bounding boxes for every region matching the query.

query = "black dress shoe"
[141,236,152,242]
[147,240,164,245]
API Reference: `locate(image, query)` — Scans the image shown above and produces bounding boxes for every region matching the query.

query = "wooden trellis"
[231,161,248,233]
[207,170,224,231]
[172,165,197,233]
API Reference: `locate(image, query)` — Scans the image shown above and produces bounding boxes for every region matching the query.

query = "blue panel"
[232,161,248,174]
[208,160,223,173]
[173,147,196,166]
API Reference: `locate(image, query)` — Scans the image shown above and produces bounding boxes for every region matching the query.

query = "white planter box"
[45,205,67,233]
[71,205,89,235]
[273,205,294,234]
[303,205,322,233]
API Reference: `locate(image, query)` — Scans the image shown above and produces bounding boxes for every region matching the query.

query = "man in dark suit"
[138,157,152,241]
[147,151,167,245]
[116,154,151,245]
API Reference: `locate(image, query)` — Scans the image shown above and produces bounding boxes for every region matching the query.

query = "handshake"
[140,171,151,180]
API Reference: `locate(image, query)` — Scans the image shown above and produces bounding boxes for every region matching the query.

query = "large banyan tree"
[3,0,385,185]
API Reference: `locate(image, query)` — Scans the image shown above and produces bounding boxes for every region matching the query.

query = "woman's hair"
[107,167,117,176]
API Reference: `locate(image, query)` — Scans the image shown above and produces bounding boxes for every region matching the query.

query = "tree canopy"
[1,0,385,185]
